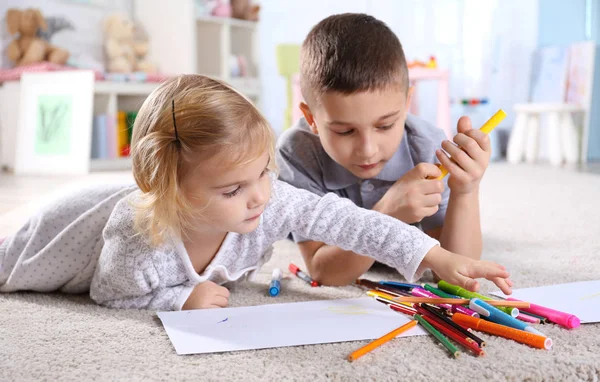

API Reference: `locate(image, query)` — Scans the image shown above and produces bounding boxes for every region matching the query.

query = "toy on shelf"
[5,8,70,67]
[454,98,489,106]
[103,13,157,74]
[408,55,437,69]
[231,0,260,21]
[211,0,232,17]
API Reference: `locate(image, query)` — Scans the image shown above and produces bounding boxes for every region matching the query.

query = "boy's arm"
[432,116,492,260]
[295,163,444,286]
[298,241,376,286]
[434,191,482,260]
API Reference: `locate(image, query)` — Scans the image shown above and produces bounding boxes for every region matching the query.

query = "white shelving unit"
[133,0,261,107]
[0,79,159,173]
[90,81,160,171]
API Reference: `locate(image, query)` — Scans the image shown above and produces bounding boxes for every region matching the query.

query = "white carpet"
[1,164,599,381]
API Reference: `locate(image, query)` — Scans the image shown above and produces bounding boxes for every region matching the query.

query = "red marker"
[289,263,319,287]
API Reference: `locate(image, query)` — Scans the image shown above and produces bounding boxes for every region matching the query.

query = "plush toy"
[103,13,156,74]
[5,8,70,67]
[231,0,260,21]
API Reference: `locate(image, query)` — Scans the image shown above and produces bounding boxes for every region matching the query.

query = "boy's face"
[301,87,412,179]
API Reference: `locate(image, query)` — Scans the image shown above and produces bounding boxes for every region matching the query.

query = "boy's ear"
[405,86,414,117]
[299,102,319,135]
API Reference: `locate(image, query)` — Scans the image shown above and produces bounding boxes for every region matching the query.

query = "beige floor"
[0,171,133,237]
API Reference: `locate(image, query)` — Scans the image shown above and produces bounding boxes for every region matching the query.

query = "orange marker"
[391,297,529,308]
[452,313,553,350]
[348,320,418,362]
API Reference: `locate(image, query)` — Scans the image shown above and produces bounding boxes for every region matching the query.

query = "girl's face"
[181,151,272,235]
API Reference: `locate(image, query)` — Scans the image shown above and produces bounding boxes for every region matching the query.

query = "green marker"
[437,280,519,317]
[414,314,460,358]
[423,284,459,299]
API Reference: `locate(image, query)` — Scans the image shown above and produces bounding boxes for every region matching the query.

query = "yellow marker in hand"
[435,109,507,180]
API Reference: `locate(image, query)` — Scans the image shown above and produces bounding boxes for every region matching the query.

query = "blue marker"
[469,298,545,337]
[269,268,282,297]
[379,281,421,290]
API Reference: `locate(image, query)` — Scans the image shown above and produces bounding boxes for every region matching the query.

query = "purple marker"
[411,287,480,318]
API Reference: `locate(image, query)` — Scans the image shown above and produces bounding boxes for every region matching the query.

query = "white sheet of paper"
[491,280,600,323]
[157,297,425,355]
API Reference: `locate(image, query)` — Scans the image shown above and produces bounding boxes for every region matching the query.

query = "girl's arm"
[89,198,194,311]
[265,180,511,293]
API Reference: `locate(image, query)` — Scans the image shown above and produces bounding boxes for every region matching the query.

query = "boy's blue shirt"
[276,114,450,242]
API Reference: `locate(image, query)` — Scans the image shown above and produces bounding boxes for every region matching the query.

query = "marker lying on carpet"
[269,268,282,297]
[506,297,580,329]
[379,281,421,290]
[411,287,480,317]
[348,320,418,362]
[452,313,553,350]
[438,280,520,317]
[391,297,529,308]
[432,109,507,180]
[469,298,545,337]
[289,263,319,287]
[414,314,460,358]
[356,279,410,297]
[419,303,486,348]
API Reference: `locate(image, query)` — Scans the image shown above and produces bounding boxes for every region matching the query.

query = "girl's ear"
[299,102,318,135]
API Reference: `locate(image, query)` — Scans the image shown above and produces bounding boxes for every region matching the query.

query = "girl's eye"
[335,130,354,136]
[224,187,242,198]
[378,124,393,131]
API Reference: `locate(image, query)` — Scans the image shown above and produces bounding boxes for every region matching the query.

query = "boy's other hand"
[421,245,513,295]
[436,116,491,195]
[182,280,230,310]
[374,163,444,224]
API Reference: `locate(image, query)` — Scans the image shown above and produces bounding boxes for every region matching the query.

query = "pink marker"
[516,313,540,324]
[507,297,580,329]
[411,287,479,318]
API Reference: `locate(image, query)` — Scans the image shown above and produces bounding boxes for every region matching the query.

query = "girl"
[0,75,512,310]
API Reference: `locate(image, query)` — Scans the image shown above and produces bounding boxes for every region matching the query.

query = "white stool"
[507,103,584,165]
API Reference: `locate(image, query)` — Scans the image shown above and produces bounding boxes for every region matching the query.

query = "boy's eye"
[335,129,354,136]
[377,124,394,131]
[224,186,242,198]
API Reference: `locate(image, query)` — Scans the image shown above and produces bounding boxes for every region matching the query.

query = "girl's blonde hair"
[131,74,275,245]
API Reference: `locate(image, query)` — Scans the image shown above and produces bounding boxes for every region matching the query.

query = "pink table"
[408,68,452,139]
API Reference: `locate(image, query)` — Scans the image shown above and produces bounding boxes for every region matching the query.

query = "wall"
[538,0,600,161]
[259,0,539,135]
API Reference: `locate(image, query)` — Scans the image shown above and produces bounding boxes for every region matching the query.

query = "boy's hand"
[436,116,491,195]
[374,163,444,224]
[182,281,230,310]
[421,245,513,295]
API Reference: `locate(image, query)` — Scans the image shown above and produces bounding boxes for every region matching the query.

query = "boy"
[276,13,493,285]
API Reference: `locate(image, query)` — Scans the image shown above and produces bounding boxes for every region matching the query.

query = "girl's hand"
[182,280,230,310]
[421,245,513,295]
[436,116,491,195]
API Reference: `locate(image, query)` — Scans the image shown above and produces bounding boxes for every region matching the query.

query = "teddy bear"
[231,0,260,21]
[5,8,70,67]
[103,13,156,74]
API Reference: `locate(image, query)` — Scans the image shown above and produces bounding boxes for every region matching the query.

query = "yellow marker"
[366,290,414,308]
[435,109,507,180]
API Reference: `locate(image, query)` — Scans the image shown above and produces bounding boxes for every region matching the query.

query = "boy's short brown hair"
[300,13,409,105]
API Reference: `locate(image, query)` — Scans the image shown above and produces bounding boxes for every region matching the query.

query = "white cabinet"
[134,0,261,106]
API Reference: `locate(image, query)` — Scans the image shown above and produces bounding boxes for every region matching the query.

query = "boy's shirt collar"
[322,127,415,190]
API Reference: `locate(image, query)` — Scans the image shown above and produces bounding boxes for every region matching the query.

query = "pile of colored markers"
[348,279,580,362]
